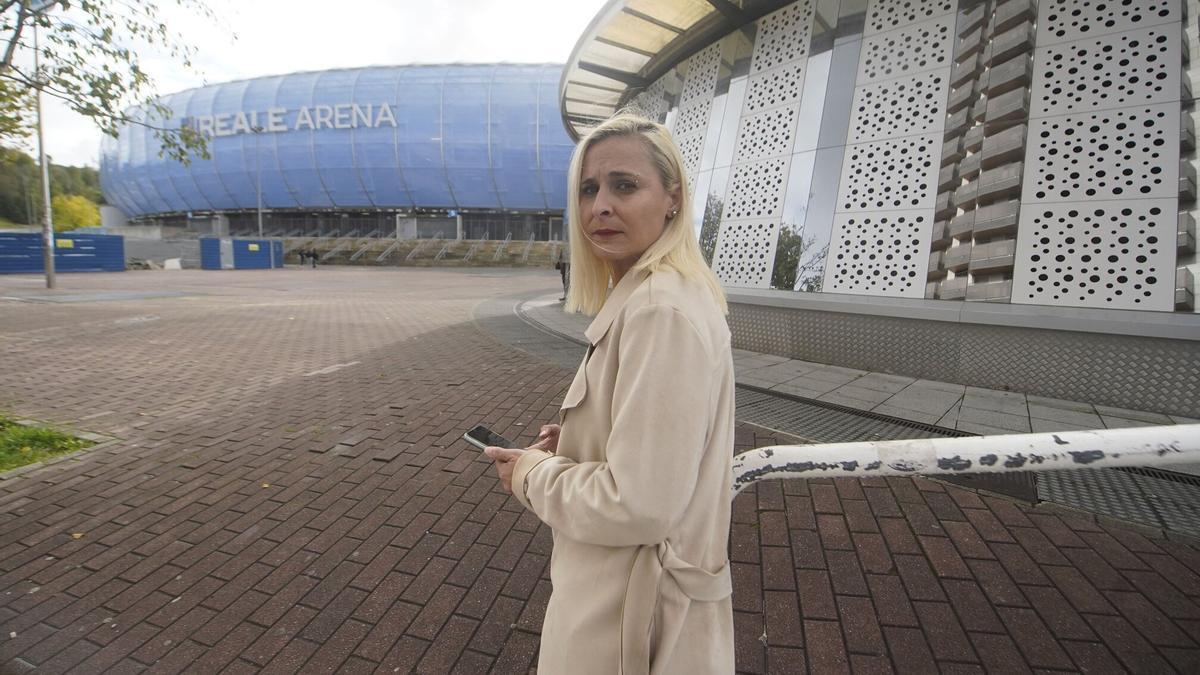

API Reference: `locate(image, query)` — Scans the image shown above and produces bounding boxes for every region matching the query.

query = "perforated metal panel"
[631,74,671,123]
[723,157,790,220]
[1012,201,1176,310]
[733,105,800,162]
[1030,26,1182,116]
[750,0,816,73]
[679,43,722,110]
[1021,103,1180,202]
[674,44,722,184]
[857,14,955,85]
[744,61,807,113]
[824,210,933,296]
[865,0,956,37]
[847,71,950,143]
[836,135,940,211]
[1037,0,1182,45]
[678,132,706,179]
[712,219,780,287]
[674,44,722,143]
[713,2,817,290]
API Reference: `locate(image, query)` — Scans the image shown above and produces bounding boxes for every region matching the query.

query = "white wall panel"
[1021,103,1180,203]
[1018,0,1184,311]
[1036,0,1182,46]
[823,210,934,296]
[674,43,722,179]
[712,218,780,287]
[732,105,800,162]
[1030,25,1182,116]
[847,70,950,143]
[750,0,816,73]
[865,0,955,37]
[857,14,955,85]
[723,157,790,220]
[836,134,941,212]
[744,61,808,113]
[713,1,816,288]
[822,0,955,299]
[1012,201,1176,310]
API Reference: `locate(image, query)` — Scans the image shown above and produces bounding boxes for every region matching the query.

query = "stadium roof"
[559,0,794,139]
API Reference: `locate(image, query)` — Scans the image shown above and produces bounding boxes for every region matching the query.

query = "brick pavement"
[0,268,1198,673]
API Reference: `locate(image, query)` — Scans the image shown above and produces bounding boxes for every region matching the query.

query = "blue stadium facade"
[100,64,573,239]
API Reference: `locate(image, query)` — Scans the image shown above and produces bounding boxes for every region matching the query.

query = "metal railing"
[406,235,441,261]
[375,239,403,262]
[732,424,1200,496]
[463,240,484,262]
[520,233,536,262]
[491,233,512,262]
[349,240,374,262]
[434,241,451,260]
[320,239,350,260]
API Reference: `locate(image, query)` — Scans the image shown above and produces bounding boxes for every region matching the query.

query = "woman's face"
[578,135,680,279]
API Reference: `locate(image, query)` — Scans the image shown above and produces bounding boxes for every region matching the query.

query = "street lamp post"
[33,16,54,288]
[251,125,273,268]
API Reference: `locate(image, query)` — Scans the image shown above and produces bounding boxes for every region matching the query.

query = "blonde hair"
[564,113,727,315]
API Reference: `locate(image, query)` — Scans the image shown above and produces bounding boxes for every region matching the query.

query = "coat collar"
[584,268,650,345]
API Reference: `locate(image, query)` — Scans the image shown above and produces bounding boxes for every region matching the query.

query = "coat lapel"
[584,269,650,346]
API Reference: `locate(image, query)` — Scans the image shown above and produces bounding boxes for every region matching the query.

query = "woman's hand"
[529,424,561,453]
[484,446,529,494]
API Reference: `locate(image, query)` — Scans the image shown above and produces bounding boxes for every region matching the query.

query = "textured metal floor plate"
[1039,468,1200,538]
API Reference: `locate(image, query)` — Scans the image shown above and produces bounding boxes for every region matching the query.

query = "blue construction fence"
[200,237,284,270]
[0,232,125,274]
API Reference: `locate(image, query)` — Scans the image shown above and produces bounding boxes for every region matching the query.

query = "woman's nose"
[592,191,613,217]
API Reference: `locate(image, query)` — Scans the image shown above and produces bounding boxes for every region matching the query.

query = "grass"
[0,415,94,472]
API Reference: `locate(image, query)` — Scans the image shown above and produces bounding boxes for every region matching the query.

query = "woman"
[484,114,735,674]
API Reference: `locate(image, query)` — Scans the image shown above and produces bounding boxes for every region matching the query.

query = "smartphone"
[463,424,514,450]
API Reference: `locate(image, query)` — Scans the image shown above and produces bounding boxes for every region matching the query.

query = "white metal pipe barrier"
[732,424,1200,496]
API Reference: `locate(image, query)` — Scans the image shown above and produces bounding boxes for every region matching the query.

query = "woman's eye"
[615,181,637,192]
[580,184,598,196]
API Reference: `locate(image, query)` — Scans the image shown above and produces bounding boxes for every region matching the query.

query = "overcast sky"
[36,0,606,168]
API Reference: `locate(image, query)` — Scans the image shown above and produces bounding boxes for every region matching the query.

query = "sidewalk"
[0,269,1197,673]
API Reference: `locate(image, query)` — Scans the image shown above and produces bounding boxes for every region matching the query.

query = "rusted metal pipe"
[732,424,1200,496]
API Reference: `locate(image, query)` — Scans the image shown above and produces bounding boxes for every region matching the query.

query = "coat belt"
[620,541,731,674]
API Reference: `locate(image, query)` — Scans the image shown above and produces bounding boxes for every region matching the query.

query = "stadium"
[100,63,574,247]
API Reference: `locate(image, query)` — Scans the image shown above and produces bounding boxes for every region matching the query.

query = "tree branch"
[0,1,30,73]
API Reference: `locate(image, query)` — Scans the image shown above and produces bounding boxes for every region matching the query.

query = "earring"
[669,209,678,219]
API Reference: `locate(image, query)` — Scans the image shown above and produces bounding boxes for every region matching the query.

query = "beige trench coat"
[512,268,736,674]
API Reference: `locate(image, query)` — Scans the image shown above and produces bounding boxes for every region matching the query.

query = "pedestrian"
[298,249,308,266]
[483,114,734,674]
[308,248,317,268]
[554,246,570,301]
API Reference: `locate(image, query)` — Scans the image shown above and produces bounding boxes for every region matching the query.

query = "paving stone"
[878,391,962,418]
[1093,405,1174,425]
[957,405,1032,432]
[845,373,917,394]
[963,388,1029,416]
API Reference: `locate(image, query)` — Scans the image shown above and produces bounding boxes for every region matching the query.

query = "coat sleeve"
[511,302,715,547]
